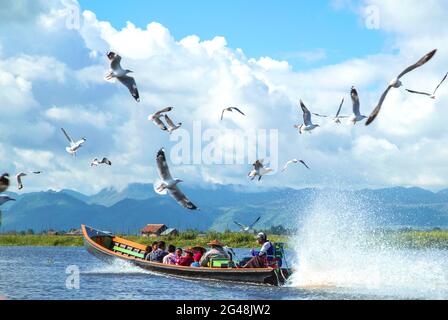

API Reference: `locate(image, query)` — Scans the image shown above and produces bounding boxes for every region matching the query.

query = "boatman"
[200,240,230,267]
[243,232,273,268]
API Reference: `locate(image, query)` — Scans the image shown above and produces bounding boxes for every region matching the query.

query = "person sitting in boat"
[144,241,159,260]
[177,247,194,266]
[149,241,168,263]
[162,244,177,265]
[175,248,183,265]
[243,232,274,268]
[190,246,206,267]
[200,240,230,267]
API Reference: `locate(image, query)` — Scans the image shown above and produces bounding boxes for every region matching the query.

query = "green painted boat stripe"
[113,246,144,258]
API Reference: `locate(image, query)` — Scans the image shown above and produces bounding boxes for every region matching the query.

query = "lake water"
[0,246,447,300]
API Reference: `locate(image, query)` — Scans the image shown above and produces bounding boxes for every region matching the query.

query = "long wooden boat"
[82,225,292,286]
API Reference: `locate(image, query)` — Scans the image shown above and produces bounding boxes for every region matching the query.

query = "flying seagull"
[348,86,367,124]
[105,52,140,102]
[221,107,245,120]
[33,171,42,175]
[61,128,86,156]
[234,216,261,233]
[294,100,320,134]
[16,173,27,190]
[248,159,273,181]
[0,174,10,193]
[148,107,173,131]
[366,49,437,126]
[155,148,198,210]
[0,195,15,206]
[91,158,112,167]
[281,159,310,172]
[313,98,347,124]
[406,72,448,99]
[164,115,182,133]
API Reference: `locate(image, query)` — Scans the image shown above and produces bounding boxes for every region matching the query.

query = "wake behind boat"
[82,225,292,286]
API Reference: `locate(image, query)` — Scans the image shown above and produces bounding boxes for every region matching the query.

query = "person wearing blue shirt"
[243,232,274,268]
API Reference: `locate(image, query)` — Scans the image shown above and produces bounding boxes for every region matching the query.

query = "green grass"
[1,230,448,249]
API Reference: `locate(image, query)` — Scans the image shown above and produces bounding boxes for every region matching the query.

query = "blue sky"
[78,0,386,70]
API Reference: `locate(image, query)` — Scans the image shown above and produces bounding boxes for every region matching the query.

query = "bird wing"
[61,128,74,144]
[351,87,361,116]
[281,160,294,172]
[300,100,312,126]
[335,98,345,117]
[233,221,246,229]
[164,115,176,128]
[433,72,448,95]
[102,158,112,165]
[397,49,437,80]
[16,173,25,188]
[299,160,310,169]
[154,107,173,117]
[253,160,264,170]
[153,117,168,131]
[117,75,140,102]
[365,85,393,126]
[312,113,328,118]
[405,89,432,96]
[156,149,173,181]
[110,54,122,70]
[249,216,261,228]
[231,107,245,116]
[167,185,198,210]
[220,109,226,120]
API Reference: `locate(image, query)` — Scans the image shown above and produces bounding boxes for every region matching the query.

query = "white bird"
[313,98,347,124]
[148,107,173,131]
[155,148,198,210]
[16,173,26,190]
[221,107,245,120]
[164,115,182,133]
[61,128,86,156]
[406,72,447,99]
[0,174,10,193]
[248,160,274,181]
[366,49,437,126]
[0,195,15,206]
[234,216,261,233]
[105,52,140,102]
[294,100,320,134]
[281,159,310,172]
[91,158,112,167]
[348,86,367,124]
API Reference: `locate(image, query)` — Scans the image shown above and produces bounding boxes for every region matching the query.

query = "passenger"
[162,244,177,265]
[243,232,273,268]
[177,247,194,266]
[200,240,230,267]
[145,241,158,260]
[149,241,168,263]
[190,246,206,267]
[175,248,183,265]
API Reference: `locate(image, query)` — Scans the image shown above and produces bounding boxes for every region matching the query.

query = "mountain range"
[1,184,448,233]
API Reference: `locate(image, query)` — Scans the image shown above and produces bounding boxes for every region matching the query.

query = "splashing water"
[289,190,448,299]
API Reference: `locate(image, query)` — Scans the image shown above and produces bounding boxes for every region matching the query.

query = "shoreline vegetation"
[0,230,447,249]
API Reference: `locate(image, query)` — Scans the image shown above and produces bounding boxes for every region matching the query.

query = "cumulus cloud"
[0,0,447,194]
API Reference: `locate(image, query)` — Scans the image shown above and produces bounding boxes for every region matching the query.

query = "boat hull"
[82,225,291,286]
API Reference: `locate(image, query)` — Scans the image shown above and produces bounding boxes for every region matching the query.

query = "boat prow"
[81,225,292,286]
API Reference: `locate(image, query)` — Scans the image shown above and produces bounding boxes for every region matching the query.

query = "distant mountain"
[1,184,448,233]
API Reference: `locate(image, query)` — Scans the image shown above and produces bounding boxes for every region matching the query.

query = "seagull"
[406,72,447,99]
[348,86,367,124]
[234,216,261,233]
[313,98,347,124]
[148,107,173,131]
[33,171,42,175]
[91,158,112,167]
[281,159,310,172]
[0,174,10,193]
[105,51,140,102]
[0,195,15,206]
[294,100,320,134]
[248,159,274,181]
[61,128,86,156]
[221,107,245,120]
[164,115,182,133]
[16,173,27,190]
[155,148,198,210]
[366,49,437,126]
